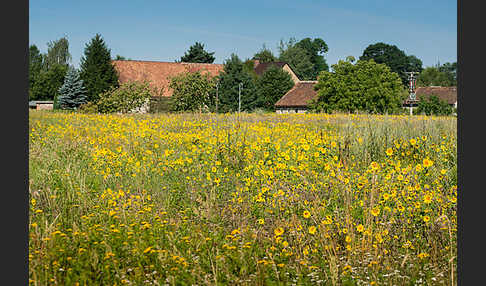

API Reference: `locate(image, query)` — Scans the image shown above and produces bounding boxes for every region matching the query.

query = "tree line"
[29,34,456,115]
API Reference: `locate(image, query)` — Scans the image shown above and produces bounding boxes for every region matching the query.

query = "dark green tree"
[169,71,216,112]
[45,36,71,69]
[180,42,215,63]
[217,54,257,113]
[278,39,313,81]
[252,45,276,63]
[311,58,404,114]
[57,67,87,109]
[415,95,453,115]
[80,34,119,102]
[295,37,329,78]
[360,42,423,86]
[29,45,45,99]
[30,64,68,101]
[417,67,452,87]
[255,65,295,111]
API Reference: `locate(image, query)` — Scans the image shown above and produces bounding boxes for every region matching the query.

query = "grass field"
[29,111,456,285]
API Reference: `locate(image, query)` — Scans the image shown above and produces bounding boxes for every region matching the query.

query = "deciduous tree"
[311,58,404,114]
[360,42,423,86]
[169,71,216,112]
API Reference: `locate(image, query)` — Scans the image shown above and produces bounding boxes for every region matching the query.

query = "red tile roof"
[112,60,224,97]
[275,81,318,108]
[404,86,457,105]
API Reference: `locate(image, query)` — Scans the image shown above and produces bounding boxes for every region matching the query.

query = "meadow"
[29,111,456,285]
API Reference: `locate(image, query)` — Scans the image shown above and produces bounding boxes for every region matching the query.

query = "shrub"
[78,102,99,114]
[97,81,153,114]
[169,71,216,112]
[414,95,454,116]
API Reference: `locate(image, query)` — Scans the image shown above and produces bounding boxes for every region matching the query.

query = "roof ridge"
[112,59,223,65]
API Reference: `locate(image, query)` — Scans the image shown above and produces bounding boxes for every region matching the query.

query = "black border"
[457,0,484,285]
[12,0,474,284]
[3,0,29,284]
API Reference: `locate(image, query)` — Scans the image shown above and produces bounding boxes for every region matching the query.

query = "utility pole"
[238,82,243,113]
[405,71,419,116]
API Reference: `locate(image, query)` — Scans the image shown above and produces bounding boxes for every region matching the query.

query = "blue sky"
[29,0,456,69]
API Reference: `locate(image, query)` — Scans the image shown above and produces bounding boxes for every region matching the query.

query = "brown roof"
[404,86,457,105]
[112,60,224,96]
[254,62,287,76]
[275,81,318,108]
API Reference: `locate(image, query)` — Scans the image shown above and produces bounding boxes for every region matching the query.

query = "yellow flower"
[386,148,393,156]
[423,158,434,168]
[345,235,352,243]
[371,207,380,217]
[257,218,264,225]
[370,162,379,171]
[274,227,284,236]
[423,215,430,223]
[308,226,317,235]
[356,224,364,232]
[418,252,429,259]
[143,247,152,254]
[303,210,311,219]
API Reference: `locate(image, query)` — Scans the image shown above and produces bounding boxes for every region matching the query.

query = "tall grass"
[29,111,456,285]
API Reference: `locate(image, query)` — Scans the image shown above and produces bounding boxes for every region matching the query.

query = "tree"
[295,37,329,78]
[252,45,276,63]
[255,65,295,111]
[217,54,257,113]
[29,45,45,99]
[360,42,423,86]
[30,64,68,101]
[439,62,457,84]
[45,36,71,69]
[180,42,215,63]
[57,67,87,109]
[310,58,404,114]
[169,71,216,112]
[80,34,119,103]
[415,95,453,115]
[278,39,314,81]
[417,67,452,87]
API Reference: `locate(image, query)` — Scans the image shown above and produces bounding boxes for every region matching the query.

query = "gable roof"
[112,60,224,96]
[275,81,318,108]
[404,86,457,105]
[254,61,288,76]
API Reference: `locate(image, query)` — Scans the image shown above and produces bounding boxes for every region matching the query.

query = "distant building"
[112,60,224,97]
[275,81,318,113]
[252,60,300,84]
[403,86,457,109]
[29,101,54,110]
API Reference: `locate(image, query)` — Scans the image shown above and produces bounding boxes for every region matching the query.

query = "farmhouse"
[112,60,224,97]
[403,86,457,109]
[275,81,318,113]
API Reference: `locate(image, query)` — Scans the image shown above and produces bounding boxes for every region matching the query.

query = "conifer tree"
[217,54,257,113]
[58,67,87,109]
[180,42,215,63]
[80,34,119,102]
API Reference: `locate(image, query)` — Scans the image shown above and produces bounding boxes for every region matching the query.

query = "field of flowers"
[29,111,456,285]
